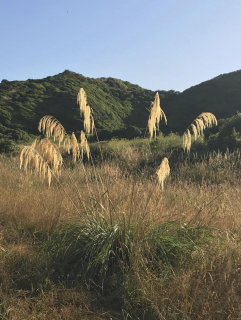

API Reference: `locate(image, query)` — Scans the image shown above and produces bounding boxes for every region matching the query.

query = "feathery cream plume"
[38,115,67,144]
[20,138,63,186]
[156,157,170,190]
[148,92,167,140]
[77,88,95,135]
[71,132,80,163]
[183,129,192,153]
[38,139,63,175]
[183,112,217,152]
[63,135,71,154]
[80,130,90,160]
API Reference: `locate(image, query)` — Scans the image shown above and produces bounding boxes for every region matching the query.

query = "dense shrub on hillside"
[207,113,241,150]
[1,69,241,142]
[0,138,18,153]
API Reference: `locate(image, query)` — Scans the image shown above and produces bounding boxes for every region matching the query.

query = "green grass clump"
[44,217,135,286]
[146,221,216,270]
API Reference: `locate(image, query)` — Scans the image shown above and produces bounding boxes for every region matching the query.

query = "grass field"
[1,138,241,319]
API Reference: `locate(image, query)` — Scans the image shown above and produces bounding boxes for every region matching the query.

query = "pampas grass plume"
[183,112,217,152]
[38,116,66,144]
[20,138,63,186]
[77,88,95,135]
[71,132,80,163]
[148,92,167,140]
[80,130,90,160]
[156,157,170,190]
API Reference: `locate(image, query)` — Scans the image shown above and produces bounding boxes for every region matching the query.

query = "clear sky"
[1,0,241,92]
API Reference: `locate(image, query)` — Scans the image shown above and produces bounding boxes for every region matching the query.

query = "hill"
[1,69,241,142]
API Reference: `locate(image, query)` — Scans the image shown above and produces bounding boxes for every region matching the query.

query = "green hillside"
[1,69,241,143]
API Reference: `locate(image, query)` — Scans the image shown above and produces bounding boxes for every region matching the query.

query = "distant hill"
[1,69,241,142]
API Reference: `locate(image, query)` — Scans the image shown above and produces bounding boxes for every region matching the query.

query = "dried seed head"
[38,116,67,144]
[19,138,63,186]
[80,130,90,160]
[183,112,217,152]
[156,157,170,190]
[71,132,80,163]
[183,129,192,153]
[148,92,167,140]
[77,88,95,135]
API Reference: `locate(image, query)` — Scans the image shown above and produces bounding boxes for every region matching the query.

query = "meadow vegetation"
[1,134,241,319]
[1,69,241,144]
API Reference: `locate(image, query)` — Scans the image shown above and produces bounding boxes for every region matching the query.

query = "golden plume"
[38,139,63,175]
[20,138,63,187]
[77,88,95,135]
[156,157,170,190]
[80,130,90,160]
[148,92,167,140]
[183,112,217,152]
[38,116,67,144]
[71,132,80,163]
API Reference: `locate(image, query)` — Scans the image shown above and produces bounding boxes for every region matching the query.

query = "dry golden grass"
[0,285,118,319]
[148,92,167,140]
[183,112,218,152]
[4,144,241,319]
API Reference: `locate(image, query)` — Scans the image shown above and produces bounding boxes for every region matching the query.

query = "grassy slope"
[1,69,241,141]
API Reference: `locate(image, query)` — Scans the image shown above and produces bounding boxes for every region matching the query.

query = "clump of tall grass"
[183,112,217,152]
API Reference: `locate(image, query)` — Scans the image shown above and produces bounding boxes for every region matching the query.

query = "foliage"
[44,217,135,285]
[0,138,18,153]
[207,113,241,150]
[1,69,241,142]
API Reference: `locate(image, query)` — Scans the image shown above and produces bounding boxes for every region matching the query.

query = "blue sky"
[1,0,241,92]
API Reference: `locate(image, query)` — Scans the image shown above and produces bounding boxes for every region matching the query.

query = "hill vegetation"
[1,69,241,146]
